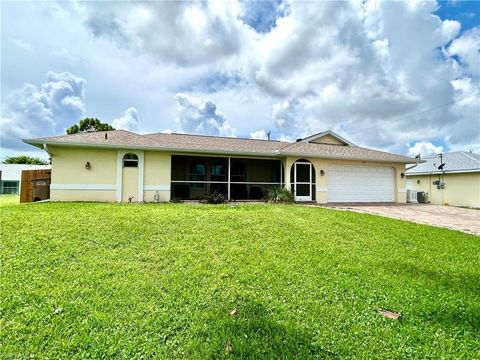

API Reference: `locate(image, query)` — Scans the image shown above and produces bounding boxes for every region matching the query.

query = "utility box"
[417,191,427,203]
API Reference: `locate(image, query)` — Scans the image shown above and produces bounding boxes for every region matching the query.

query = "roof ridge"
[145,132,289,143]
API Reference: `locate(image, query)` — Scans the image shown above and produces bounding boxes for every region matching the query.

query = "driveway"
[329,204,480,235]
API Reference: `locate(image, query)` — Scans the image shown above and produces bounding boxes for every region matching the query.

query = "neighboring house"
[0,164,51,195]
[406,152,480,208]
[23,130,417,203]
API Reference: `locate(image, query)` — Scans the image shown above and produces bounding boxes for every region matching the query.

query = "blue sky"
[1,1,479,160]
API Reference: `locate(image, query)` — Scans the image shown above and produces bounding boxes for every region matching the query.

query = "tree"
[66,118,114,134]
[2,155,49,165]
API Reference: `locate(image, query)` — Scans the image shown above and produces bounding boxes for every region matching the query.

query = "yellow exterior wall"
[143,151,171,202]
[310,134,345,145]
[49,146,117,202]
[50,146,117,184]
[406,172,480,208]
[285,157,406,204]
[50,190,116,202]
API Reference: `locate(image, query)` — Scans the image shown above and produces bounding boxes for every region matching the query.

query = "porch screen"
[171,155,284,200]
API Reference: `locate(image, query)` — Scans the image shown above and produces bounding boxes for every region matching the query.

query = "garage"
[328,165,395,203]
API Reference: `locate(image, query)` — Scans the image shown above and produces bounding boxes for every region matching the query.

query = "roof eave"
[280,151,416,164]
[23,139,282,157]
[406,169,480,175]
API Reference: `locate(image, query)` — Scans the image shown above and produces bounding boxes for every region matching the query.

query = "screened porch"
[171,155,284,200]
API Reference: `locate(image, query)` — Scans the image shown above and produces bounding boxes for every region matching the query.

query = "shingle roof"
[406,151,480,174]
[24,130,417,163]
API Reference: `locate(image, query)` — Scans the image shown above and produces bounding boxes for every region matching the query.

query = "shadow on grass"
[192,300,330,359]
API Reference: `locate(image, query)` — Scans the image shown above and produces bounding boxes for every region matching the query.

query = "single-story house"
[0,164,51,195]
[23,130,417,203]
[406,151,480,208]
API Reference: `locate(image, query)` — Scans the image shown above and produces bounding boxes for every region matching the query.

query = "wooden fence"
[20,170,51,203]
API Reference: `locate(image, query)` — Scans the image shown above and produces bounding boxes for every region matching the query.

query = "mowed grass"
[1,201,479,359]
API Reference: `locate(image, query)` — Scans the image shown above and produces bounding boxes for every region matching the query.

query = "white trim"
[227,157,231,200]
[316,187,328,192]
[406,169,480,176]
[398,189,407,193]
[300,130,355,146]
[117,150,144,202]
[294,161,312,201]
[137,151,144,202]
[51,183,116,190]
[170,180,282,185]
[144,185,170,191]
[116,151,123,202]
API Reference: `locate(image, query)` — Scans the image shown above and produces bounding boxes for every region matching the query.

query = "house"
[406,151,480,208]
[0,164,51,195]
[23,130,417,203]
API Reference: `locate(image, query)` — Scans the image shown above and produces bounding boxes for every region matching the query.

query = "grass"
[0,194,19,207]
[1,201,479,358]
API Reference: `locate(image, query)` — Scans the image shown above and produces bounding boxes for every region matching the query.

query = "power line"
[351,91,480,135]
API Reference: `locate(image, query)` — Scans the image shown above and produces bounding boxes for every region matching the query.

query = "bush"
[264,186,294,203]
[201,190,226,204]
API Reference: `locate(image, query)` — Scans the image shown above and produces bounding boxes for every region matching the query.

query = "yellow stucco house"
[24,130,417,204]
[406,151,480,208]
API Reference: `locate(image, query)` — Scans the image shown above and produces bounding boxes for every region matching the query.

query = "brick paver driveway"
[330,204,480,235]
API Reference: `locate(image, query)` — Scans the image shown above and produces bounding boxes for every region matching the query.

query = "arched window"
[123,153,138,168]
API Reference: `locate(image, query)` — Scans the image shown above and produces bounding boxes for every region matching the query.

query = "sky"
[1,0,479,161]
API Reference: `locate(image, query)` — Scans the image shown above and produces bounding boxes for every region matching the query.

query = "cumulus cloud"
[1,71,86,150]
[112,107,140,132]
[82,1,253,67]
[8,1,479,156]
[407,142,444,157]
[447,27,480,76]
[250,130,268,140]
[174,93,235,136]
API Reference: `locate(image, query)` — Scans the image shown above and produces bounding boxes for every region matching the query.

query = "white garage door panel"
[328,165,395,202]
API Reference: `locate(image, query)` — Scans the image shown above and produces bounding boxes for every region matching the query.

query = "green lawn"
[1,201,479,358]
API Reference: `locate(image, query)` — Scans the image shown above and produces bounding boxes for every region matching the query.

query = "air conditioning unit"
[407,190,418,203]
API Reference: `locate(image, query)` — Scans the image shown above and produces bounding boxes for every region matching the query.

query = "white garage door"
[328,165,395,203]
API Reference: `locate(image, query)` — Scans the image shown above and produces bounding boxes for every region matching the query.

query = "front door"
[294,162,312,201]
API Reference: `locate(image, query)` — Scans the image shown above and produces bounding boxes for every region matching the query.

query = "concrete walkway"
[328,204,480,235]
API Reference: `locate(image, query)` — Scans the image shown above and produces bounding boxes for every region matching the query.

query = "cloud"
[10,38,34,53]
[407,142,444,157]
[250,130,268,140]
[447,27,480,76]
[1,71,86,150]
[174,93,235,136]
[112,107,140,132]
[82,1,253,67]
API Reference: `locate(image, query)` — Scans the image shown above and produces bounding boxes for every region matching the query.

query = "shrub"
[202,190,226,204]
[264,186,294,203]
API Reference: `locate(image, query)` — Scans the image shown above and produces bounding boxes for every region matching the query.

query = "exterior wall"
[50,146,117,202]
[309,134,345,145]
[285,157,406,204]
[48,145,408,204]
[143,151,171,202]
[406,172,480,208]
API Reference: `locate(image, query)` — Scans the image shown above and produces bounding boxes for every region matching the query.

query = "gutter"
[405,158,422,171]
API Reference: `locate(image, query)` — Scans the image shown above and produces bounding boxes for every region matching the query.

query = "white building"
[0,164,51,194]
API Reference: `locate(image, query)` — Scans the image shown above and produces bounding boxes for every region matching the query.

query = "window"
[123,153,138,167]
